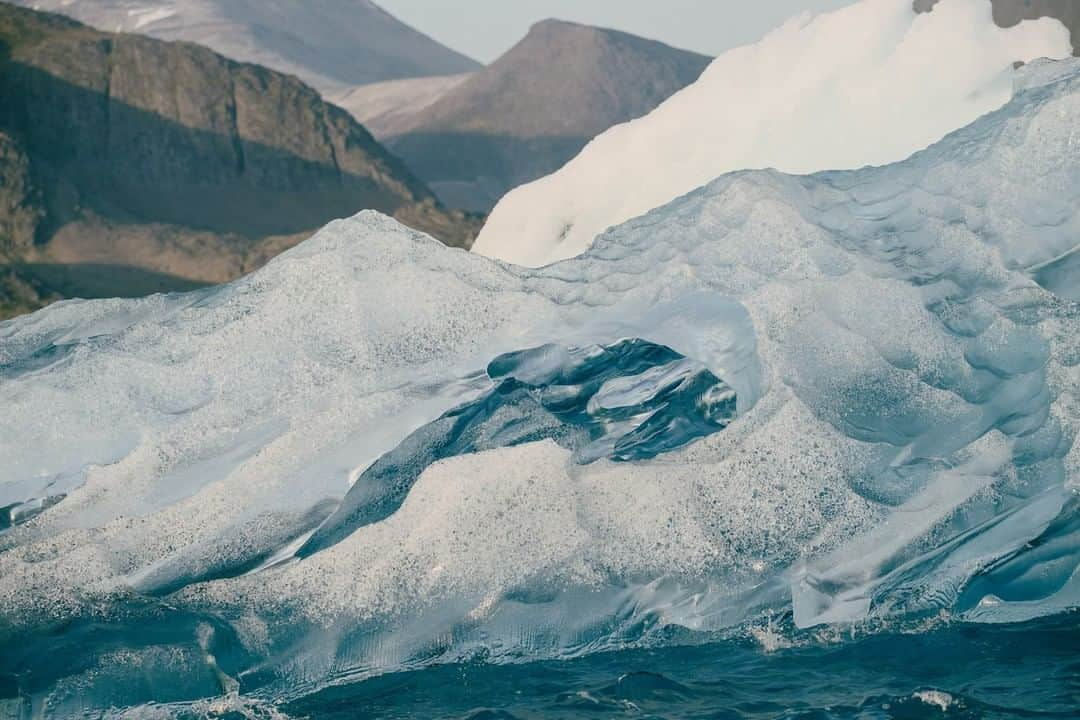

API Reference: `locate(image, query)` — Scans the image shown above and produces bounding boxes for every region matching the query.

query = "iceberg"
[473,0,1073,267]
[1,54,1078,715]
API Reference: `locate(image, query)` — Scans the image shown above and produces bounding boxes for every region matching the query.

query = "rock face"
[915,0,1080,53]
[0,129,39,256]
[357,20,712,212]
[4,0,481,93]
[0,3,478,319]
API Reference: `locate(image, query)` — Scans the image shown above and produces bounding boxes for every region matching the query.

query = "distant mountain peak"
[452,20,710,137]
[524,16,688,44]
[513,16,704,58]
[4,0,482,92]
[334,21,711,212]
[525,17,597,33]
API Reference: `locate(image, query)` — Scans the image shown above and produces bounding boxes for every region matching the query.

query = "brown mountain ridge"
[337,19,713,212]
[0,2,478,319]
[5,0,482,93]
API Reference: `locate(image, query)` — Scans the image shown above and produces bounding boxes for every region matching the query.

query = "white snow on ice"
[474,0,1072,267]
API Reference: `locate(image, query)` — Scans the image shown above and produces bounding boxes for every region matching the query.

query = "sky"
[377,0,860,64]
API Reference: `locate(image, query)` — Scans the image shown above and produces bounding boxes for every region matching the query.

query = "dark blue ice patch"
[297,339,736,558]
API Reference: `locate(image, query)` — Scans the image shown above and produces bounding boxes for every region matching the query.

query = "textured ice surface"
[298,338,737,559]
[1,57,1078,715]
[474,0,1073,267]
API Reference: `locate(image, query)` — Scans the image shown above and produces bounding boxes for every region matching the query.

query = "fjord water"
[2,58,1079,720]
[284,615,1079,720]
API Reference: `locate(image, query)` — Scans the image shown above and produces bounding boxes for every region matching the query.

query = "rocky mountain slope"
[341,20,711,212]
[0,2,477,319]
[915,0,1080,52]
[8,0,481,92]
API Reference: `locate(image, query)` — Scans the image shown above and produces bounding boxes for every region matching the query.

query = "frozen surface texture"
[0,56,1078,716]
[474,0,1073,267]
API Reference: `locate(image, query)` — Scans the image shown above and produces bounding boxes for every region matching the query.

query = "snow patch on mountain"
[14,0,480,92]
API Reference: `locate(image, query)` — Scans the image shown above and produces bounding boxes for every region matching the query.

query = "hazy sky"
[378,0,859,63]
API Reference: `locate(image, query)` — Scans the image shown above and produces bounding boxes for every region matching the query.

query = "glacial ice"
[474,0,1073,267]
[1,56,1078,713]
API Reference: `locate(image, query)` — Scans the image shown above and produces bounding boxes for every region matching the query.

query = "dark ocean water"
[274,613,1079,720]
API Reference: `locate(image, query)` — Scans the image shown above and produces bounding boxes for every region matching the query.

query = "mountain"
[338,20,712,212]
[915,0,1080,52]
[6,0,481,93]
[329,73,474,138]
[474,0,1072,267]
[0,2,478,319]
